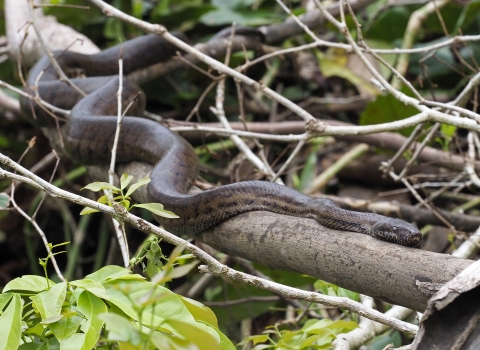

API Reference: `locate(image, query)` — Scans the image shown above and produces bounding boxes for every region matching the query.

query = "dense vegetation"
[1,0,480,348]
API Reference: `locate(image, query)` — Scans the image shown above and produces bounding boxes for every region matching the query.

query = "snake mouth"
[405,233,423,247]
[375,231,402,245]
[374,232,422,247]
[388,232,423,247]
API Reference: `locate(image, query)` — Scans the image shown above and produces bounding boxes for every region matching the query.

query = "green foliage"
[130,237,198,282]
[317,49,379,97]
[150,0,280,33]
[436,124,456,151]
[293,138,331,192]
[364,5,412,42]
[80,174,179,219]
[453,0,480,35]
[0,293,21,350]
[0,264,234,349]
[130,235,168,279]
[313,280,360,302]
[359,90,419,137]
[368,330,403,349]
[448,233,457,250]
[200,0,279,26]
[239,319,358,350]
[293,143,319,192]
[235,280,359,349]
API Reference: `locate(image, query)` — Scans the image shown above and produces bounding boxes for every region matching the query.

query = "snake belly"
[20,34,422,247]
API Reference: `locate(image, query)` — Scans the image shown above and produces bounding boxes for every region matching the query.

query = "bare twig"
[106,47,130,267]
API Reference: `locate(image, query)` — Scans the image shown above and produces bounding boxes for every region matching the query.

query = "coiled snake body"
[20,34,422,247]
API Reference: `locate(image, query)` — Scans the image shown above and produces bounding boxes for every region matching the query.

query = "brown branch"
[196,211,471,312]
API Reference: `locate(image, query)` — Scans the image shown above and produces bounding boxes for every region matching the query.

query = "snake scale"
[20,33,422,247]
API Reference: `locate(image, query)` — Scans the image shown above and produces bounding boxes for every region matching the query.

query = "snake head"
[371,219,422,247]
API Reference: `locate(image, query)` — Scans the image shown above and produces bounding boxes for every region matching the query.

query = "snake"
[20,32,422,247]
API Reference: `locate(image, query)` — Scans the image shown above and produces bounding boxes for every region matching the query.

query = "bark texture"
[196,211,471,312]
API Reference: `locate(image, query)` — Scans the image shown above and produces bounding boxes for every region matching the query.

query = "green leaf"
[97,195,109,204]
[0,293,22,350]
[81,182,119,193]
[79,207,100,215]
[18,343,44,350]
[155,318,222,350]
[369,329,402,349]
[102,279,195,332]
[30,282,67,321]
[239,334,269,346]
[77,291,107,350]
[337,287,360,302]
[125,176,150,198]
[149,330,197,350]
[49,313,83,341]
[120,174,134,191]
[249,345,273,350]
[120,199,130,210]
[301,333,334,347]
[359,91,419,137]
[134,203,179,219]
[179,296,218,328]
[101,279,230,349]
[3,275,55,293]
[24,321,44,337]
[113,274,146,282]
[327,320,359,333]
[454,0,480,34]
[217,326,237,350]
[441,123,456,139]
[0,193,9,209]
[319,49,379,96]
[41,315,64,324]
[168,260,199,280]
[200,7,277,26]
[103,17,125,41]
[69,279,109,300]
[0,293,13,311]
[296,143,319,192]
[98,313,142,344]
[146,260,162,280]
[365,6,411,41]
[59,333,87,350]
[132,0,143,18]
[302,319,334,333]
[85,265,131,283]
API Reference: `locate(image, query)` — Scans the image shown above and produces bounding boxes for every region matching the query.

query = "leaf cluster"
[239,319,358,350]
[0,265,234,350]
[80,174,178,219]
[130,237,199,282]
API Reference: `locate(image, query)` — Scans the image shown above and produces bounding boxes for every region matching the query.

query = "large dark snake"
[20,33,422,247]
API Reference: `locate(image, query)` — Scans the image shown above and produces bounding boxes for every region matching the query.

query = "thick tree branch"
[82,159,473,312]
